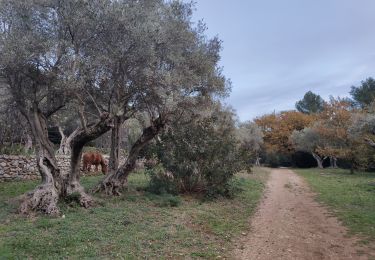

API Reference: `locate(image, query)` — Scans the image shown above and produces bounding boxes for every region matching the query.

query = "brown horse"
[82,152,108,174]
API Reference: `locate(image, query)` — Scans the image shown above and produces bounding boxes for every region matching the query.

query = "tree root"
[66,181,94,208]
[93,177,128,196]
[19,183,60,216]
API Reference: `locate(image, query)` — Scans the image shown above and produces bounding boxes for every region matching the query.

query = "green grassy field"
[295,168,375,243]
[0,168,269,259]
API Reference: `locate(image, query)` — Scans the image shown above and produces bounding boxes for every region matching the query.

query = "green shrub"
[144,107,251,198]
[205,177,245,200]
[146,164,178,195]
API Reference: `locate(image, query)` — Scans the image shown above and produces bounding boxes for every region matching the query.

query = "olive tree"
[0,0,230,212]
[0,0,148,212]
[237,122,264,166]
[0,0,69,214]
[291,127,325,168]
[95,2,229,195]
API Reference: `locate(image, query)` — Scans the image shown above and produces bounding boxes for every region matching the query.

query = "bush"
[205,177,245,200]
[145,106,250,197]
[146,164,178,195]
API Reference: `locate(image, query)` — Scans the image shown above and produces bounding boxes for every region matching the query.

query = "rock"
[12,161,19,167]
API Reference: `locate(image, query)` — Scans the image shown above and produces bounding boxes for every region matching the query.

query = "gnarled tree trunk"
[66,113,114,207]
[19,106,65,216]
[95,117,165,196]
[312,152,323,169]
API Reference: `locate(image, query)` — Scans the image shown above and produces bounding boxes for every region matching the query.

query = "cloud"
[191,0,375,121]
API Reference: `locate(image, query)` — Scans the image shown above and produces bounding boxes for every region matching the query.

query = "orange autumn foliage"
[313,98,356,159]
[255,111,315,154]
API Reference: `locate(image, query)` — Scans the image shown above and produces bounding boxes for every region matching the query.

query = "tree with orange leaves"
[313,97,363,173]
[255,111,315,155]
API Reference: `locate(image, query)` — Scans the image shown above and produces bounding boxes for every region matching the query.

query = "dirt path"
[234,168,374,260]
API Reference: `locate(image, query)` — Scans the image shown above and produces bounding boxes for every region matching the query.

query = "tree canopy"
[255,111,314,155]
[0,0,234,214]
[350,77,375,108]
[295,91,325,114]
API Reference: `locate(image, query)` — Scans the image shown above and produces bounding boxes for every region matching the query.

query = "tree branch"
[44,103,65,118]
[78,105,88,132]
[85,89,102,116]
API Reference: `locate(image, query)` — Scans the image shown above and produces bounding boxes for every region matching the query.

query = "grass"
[295,168,375,242]
[0,167,269,259]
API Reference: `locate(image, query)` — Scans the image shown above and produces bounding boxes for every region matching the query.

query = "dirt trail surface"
[234,168,374,260]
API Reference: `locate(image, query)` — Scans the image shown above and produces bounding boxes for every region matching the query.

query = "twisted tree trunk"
[95,117,165,196]
[66,113,114,207]
[19,106,65,216]
[312,152,323,169]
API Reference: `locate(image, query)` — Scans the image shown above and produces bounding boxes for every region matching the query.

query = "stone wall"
[0,154,147,182]
[0,155,39,182]
[0,154,102,182]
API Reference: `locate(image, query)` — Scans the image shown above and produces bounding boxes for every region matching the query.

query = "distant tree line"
[252,77,375,172]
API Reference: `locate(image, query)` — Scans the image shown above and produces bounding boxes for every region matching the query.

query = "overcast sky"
[189,0,375,121]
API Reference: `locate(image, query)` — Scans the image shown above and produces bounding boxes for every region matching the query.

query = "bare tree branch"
[85,89,102,116]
